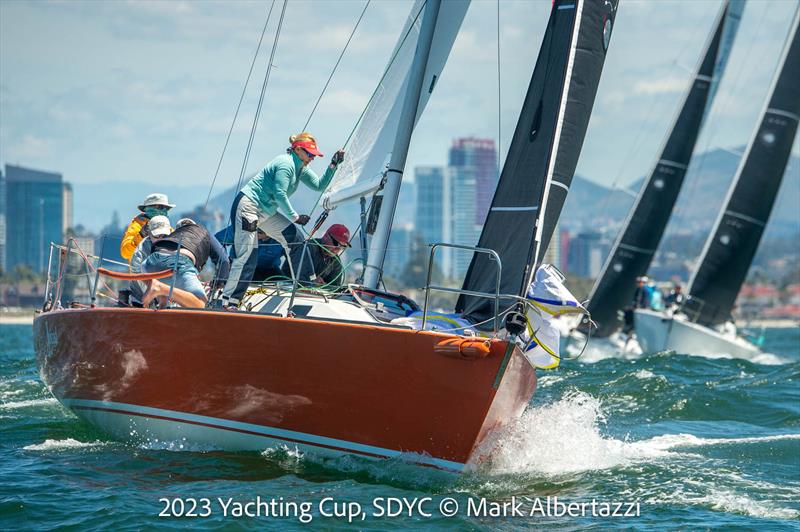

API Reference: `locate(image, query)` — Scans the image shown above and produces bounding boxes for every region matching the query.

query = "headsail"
[687,9,800,327]
[457,0,618,324]
[323,0,469,208]
[584,0,743,337]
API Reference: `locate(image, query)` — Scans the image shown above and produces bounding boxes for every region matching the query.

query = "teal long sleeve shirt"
[241,151,336,219]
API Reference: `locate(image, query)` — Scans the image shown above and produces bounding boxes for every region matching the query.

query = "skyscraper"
[5,164,69,273]
[448,137,498,224]
[414,166,451,276]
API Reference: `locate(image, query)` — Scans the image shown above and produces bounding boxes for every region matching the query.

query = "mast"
[363,0,442,288]
[687,9,800,327]
[458,0,618,324]
[584,1,743,337]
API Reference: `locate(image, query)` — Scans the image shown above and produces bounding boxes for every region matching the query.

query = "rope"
[204,3,275,210]
[302,0,371,131]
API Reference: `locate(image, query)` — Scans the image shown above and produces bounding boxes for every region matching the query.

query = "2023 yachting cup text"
[157,496,641,522]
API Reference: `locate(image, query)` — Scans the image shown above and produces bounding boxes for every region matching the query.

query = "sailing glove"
[295,214,311,226]
[330,150,345,168]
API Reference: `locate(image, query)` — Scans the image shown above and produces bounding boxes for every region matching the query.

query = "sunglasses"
[302,148,316,159]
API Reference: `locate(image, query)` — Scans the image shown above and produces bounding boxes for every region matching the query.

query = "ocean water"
[1,323,798,530]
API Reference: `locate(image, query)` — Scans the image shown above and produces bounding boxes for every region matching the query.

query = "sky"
[1,0,798,200]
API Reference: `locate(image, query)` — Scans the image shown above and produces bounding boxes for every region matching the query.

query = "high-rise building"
[384,224,415,280]
[448,166,480,280]
[448,137,498,225]
[566,231,610,278]
[414,166,451,276]
[62,183,73,238]
[5,164,69,273]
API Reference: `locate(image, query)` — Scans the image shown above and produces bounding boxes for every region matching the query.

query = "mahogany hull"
[33,308,536,471]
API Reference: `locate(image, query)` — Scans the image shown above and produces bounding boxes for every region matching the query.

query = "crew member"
[221,132,345,307]
[141,218,230,308]
[285,224,351,287]
[120,193,175,261]
[128,215,172,307]
[665,283,685,308]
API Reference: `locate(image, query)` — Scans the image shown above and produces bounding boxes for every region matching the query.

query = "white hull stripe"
[658,159,688,169]
[725,210,766,226]
[619,243,656,254]
[492,206,539,212]
[61,398,465,472]
[766,108,800,122]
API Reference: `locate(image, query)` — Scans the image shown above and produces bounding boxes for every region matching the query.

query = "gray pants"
[221,194,296,305]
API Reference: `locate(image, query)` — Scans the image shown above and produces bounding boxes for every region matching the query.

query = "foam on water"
[484,391,691,476]
[23,438,105,451]
[0,398,58,410]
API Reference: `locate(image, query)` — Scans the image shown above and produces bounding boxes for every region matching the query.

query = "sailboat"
[635,9,799,359]
[577,0,743,343]
[33,0,617,472]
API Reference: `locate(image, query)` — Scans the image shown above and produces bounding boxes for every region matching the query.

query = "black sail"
[457,0,618,323]
[687,11,800,327]
[584,1,738,337]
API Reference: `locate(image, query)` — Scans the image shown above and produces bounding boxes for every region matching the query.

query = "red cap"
[292,140,324,157]
[325,224,351,247]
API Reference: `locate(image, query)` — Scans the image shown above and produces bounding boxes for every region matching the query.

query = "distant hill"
[561,148,800,241]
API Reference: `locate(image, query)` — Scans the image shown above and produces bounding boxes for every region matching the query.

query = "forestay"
[323,0,469,208]
[457,0,618,325]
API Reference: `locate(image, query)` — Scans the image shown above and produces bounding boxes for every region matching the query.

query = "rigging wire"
[664,0,772,248]
[496,0,502,173]
[305,0,428,219]
[204,2,276,210]
[233,0,288,199]
[302,0,371,132]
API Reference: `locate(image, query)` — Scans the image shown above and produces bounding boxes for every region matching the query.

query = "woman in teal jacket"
[221,132,344,307]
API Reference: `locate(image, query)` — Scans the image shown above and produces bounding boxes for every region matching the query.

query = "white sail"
[323,0,469,208]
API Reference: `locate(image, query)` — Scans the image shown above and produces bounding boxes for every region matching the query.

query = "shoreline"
[0,313,36,325]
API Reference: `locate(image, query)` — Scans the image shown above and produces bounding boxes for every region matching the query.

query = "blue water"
[1,323,798,530]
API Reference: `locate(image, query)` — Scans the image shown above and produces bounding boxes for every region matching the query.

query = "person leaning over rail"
[284,223,351,288]
[124,215,172,307]
[220,132,345,308]
[120,193,175,261]
[141,218,230,309]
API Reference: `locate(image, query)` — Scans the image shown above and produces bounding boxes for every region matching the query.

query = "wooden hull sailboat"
[34,306,534,471]
[33,0,617,471]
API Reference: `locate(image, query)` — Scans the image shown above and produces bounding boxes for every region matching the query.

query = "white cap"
[148,215,172,237]
[138,193,175,211]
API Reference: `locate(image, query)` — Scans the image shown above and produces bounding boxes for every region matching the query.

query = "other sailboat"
[635,8,799,359]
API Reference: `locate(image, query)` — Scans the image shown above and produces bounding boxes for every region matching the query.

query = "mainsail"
[457,0,618,324]
[687,10,800,327]
[323,0,469,208]
[584,0,743,337]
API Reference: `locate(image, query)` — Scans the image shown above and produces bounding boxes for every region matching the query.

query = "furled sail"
[687,10,799,327]
[584,0,743,337]
[322,0,469,208]
[457,0,618,324]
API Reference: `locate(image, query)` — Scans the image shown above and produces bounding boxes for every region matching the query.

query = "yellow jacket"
[120,214,149,261]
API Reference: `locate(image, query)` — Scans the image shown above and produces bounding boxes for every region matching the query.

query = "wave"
[483,392,800,476]
[23,438,106,451]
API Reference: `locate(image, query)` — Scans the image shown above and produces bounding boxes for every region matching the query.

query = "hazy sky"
[1,0,798,197]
